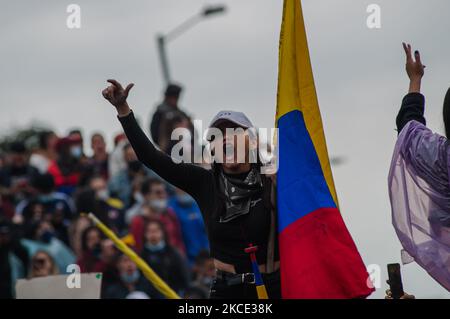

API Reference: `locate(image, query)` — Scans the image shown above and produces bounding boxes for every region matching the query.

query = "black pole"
[156,5,226,85]
[157,35,171,85]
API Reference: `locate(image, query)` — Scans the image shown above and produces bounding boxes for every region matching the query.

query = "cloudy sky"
[1,0,449,298]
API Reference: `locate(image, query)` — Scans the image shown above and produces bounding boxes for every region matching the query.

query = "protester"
[128,178,185,254]
[29,131,58,174]
[388,43,450,291]
[29,250,59,278]
[108,133,128,178]
[0,141,38,204]
[76,226,105,273]
[102,254,161,299]
[0,83,224,299]
[21,220,75,273]
[169,188,209,265]
[84,133,109,182]
[76,175,125,233]
[68,129,85,159]
[140,219,190,295]
[63,214,85,253]
[16,173,75,246]
[102,79,280,299]
[47,136,83,195]
[150,84,195,154]
[108,143,147,208]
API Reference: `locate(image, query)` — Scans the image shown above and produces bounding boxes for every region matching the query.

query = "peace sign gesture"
[402,42,425,81]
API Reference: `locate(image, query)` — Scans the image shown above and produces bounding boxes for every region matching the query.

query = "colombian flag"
[276,0,374,299]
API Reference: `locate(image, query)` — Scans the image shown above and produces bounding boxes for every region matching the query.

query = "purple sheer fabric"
[388,120,450,291]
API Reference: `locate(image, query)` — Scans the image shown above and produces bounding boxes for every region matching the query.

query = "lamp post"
[156,5,226,85]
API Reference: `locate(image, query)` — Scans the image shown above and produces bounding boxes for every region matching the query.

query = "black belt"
[216,270,255,286]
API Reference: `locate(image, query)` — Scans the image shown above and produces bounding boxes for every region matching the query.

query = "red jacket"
[47,161,79,187]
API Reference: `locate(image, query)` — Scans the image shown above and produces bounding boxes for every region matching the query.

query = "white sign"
[16,273,102,299]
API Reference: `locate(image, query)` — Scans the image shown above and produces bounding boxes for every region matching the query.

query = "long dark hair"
[444,88,450,138]
[81,226,102,253]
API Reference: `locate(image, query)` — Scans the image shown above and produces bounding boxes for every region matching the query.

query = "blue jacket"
[169,196,209,265]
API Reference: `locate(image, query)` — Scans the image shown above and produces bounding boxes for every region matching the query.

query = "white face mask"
[133,192,144,203]
[145,240,166,252]
[149,199,168,212]
[96,189,109,201]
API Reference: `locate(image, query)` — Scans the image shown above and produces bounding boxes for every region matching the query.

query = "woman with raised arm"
[102,79,280,299]
[388,43,450,292]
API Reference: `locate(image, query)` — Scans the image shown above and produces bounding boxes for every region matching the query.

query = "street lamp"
[156,5,227,85]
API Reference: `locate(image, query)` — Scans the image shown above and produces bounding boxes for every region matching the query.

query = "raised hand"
[402,43,425,93]
[102,79,134,115]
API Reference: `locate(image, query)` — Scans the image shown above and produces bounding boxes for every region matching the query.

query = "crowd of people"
[0,84,213,299]
[1,41,448,300]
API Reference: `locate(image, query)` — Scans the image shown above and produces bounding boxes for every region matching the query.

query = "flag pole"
[245,244,269,299]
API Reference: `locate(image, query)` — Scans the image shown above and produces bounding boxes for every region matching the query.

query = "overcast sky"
[1,0,449,298]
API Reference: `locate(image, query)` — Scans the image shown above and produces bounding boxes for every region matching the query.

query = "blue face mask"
[176,194,194,206]
[121,270,140,284]
[145,240,166,252]
[70,146,82,159]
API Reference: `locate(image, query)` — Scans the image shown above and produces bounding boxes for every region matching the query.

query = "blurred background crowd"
[0,84,213,299]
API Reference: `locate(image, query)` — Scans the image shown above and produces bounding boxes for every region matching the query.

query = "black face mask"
[128,160,142,173]
[40,230,54,244]
[92,243,102,258]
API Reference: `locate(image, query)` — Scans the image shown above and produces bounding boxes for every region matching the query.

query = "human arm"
[396,43,427,132]
[101,80,211,198]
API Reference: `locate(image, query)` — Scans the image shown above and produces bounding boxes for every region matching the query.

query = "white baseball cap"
[209,110,254,129]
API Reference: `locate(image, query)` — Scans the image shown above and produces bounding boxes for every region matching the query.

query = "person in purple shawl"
[388,43,450,291]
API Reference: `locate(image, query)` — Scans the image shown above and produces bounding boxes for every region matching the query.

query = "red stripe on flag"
[279,207,375,299]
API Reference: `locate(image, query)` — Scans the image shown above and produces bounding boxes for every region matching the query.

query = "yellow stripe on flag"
[276,0,338,206]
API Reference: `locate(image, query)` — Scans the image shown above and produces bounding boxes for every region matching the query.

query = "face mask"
[120,270,140,284]
[128,160,142,173]
[149,199,167,212]
[133,192,144,203]
[40,230,54,244]
[145,240,166,252]
[38,194,54,204]
[96,189,109,201]
[176,194,194,206]
[70,146,83,158]
[92,243,102,258]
